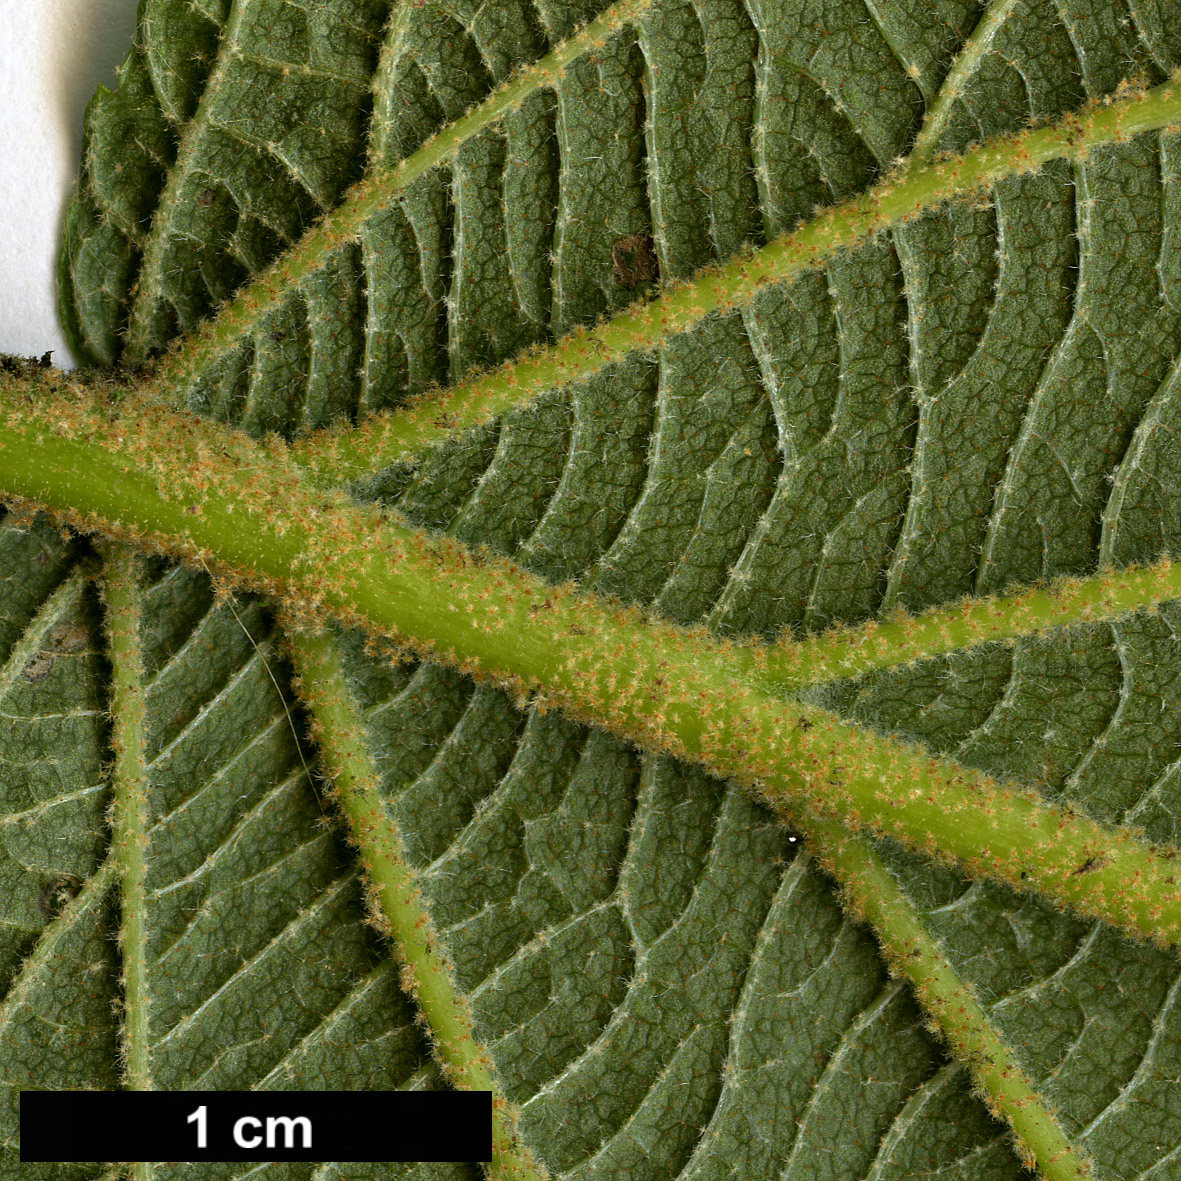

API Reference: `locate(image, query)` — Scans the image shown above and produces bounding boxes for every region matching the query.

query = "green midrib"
[1,367,1179,953]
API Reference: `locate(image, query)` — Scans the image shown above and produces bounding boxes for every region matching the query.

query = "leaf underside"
[5,0,1181,1178]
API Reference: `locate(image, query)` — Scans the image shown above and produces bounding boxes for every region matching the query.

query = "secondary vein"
[143,0,654,392]
[907,0,1021,166]
[755,555,1181,689]
[286,73,1181,485]
[808,820,1095,1181]
[284,622,547,1181]
[98,542,155,1103]
[0,564,92,707]
[124,0,253,363]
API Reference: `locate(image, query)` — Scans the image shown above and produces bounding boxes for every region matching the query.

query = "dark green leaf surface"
[11,0,1181,1176]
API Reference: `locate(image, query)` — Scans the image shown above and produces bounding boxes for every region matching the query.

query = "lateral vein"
[907,0,1021,166]
[0,855,118,1036]
[125,0,253,362]
[284,622,548,1181]
[757,554,1181,689]
[808,818,1095,1181]
[287,74,1181,485]
[0,565,92,706]
[145,0,655,392]
[98,542,155,1105]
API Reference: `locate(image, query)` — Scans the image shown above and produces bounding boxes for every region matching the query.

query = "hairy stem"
[146,0,653,392]
[908,0,1020,166]
[758,555,1181,689]
[284,623,546,1181]
[1,368,1179,945]
[808,820,1094,1181]
[97,544,154,1109]
[287,74,1181,485]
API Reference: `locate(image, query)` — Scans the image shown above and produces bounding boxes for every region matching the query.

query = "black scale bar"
[20,1090,491,1163]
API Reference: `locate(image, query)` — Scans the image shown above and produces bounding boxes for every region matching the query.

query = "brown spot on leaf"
[47,621,89,654]
[22,652,55,684]
[611,233,658,289]
[22,621,89,683]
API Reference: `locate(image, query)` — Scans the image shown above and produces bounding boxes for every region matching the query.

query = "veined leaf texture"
[2,0,1179,1177]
